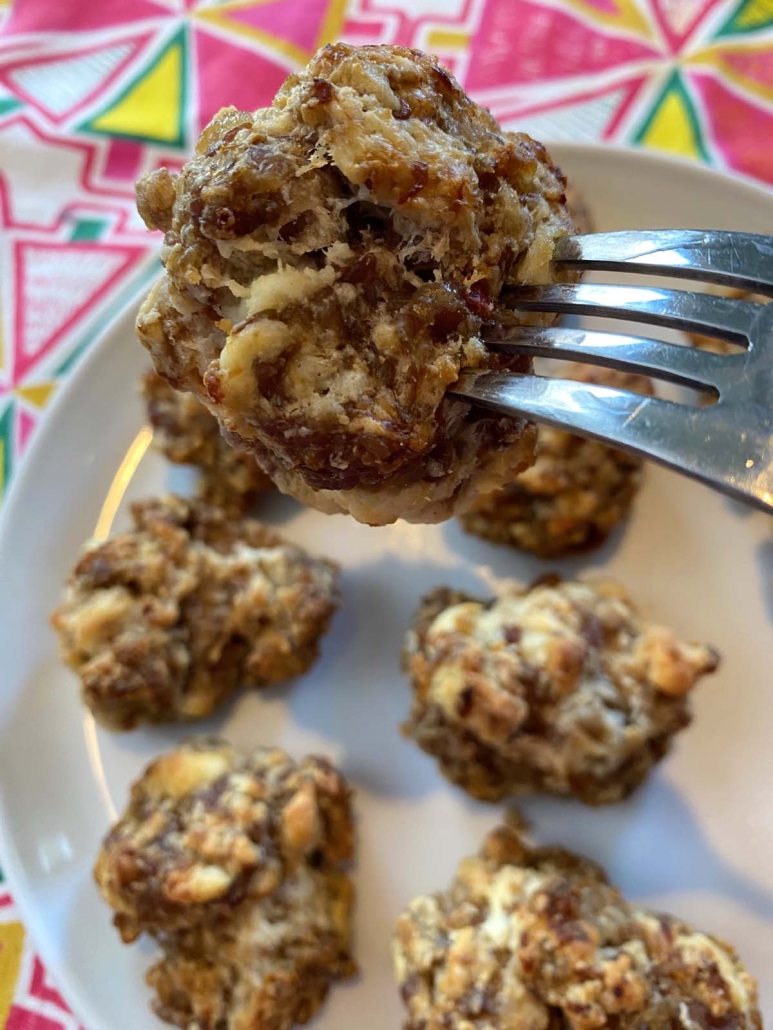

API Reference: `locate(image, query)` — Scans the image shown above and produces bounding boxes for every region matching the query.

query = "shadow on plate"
[440,510,634,588]
[162,463,305,528]
[86,548,495,803]
[246,488,305,527]
[283,551,495,801]
[519,775,773,923]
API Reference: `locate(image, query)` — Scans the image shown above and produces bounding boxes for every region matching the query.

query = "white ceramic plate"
[1,144,772,1030]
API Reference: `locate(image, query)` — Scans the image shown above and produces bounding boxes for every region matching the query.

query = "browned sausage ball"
[394,824,762,1030]
[52,495,339,729]
[461,366,653,557]
[141,370,272,513]
[135,43,578,525]
[402,577,719,804]
[95,739,355,1030]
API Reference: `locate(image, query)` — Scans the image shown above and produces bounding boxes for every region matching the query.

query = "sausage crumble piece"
[135,42,579,525]
[402,578,719,804]
[95,739,356,1030]
[51,495,339,730]
[394,824,762,1030]
[142,370,272,513]
[461,367,653,557]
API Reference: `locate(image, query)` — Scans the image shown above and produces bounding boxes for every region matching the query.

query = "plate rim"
[1,141,772,1030]
[0,295,146,1030]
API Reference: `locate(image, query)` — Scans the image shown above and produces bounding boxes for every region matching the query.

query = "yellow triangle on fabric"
[640,89,702,158]
[562,0,655,41]
[730,0,773,31]
[82,27,187,147]
[0,921,25,1024]
[636,74,707,161]
[15,381,56,408]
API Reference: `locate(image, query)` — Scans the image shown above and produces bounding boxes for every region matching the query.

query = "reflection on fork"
[450,230,773,514]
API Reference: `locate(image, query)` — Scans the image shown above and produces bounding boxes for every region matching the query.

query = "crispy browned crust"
[394,825,762,1030]
[51,495,339,729]
[135,43,580,525]
[141,370,272,512]
[402,577,719,804]
[461,367,652,557]
[95,739,356,1030]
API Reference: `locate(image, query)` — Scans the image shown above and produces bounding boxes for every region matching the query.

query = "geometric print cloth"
[0,0,771,1026]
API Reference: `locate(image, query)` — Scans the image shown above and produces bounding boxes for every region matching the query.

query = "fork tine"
[482,324,732,392]
[450,372,773,514]
[504,282,757,345]
[553,230,773,296]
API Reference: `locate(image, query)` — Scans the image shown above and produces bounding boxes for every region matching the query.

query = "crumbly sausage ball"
[135,43,578,526]
[142,370,272,512]
[95,739,355,1030]
[394,825,762,1030]
[147,865,354,1030]
[51,495,339,729]
[461,367,652,557]
[94,739,353,940]
[402,578,718,804]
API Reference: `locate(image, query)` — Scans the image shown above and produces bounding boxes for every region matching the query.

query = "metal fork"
[450,230,773,514]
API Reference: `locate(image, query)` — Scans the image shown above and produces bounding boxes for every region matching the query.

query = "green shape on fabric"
[0,97,22,117]
[69,218,109,242]
[0,401,14,505]
[78,24,189,148]
[715,0,773,37]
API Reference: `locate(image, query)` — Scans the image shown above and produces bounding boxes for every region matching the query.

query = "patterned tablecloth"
[0,0,771,1024]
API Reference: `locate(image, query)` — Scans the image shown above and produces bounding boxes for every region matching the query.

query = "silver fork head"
[450,230,773,514]
[553,229,773,296]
